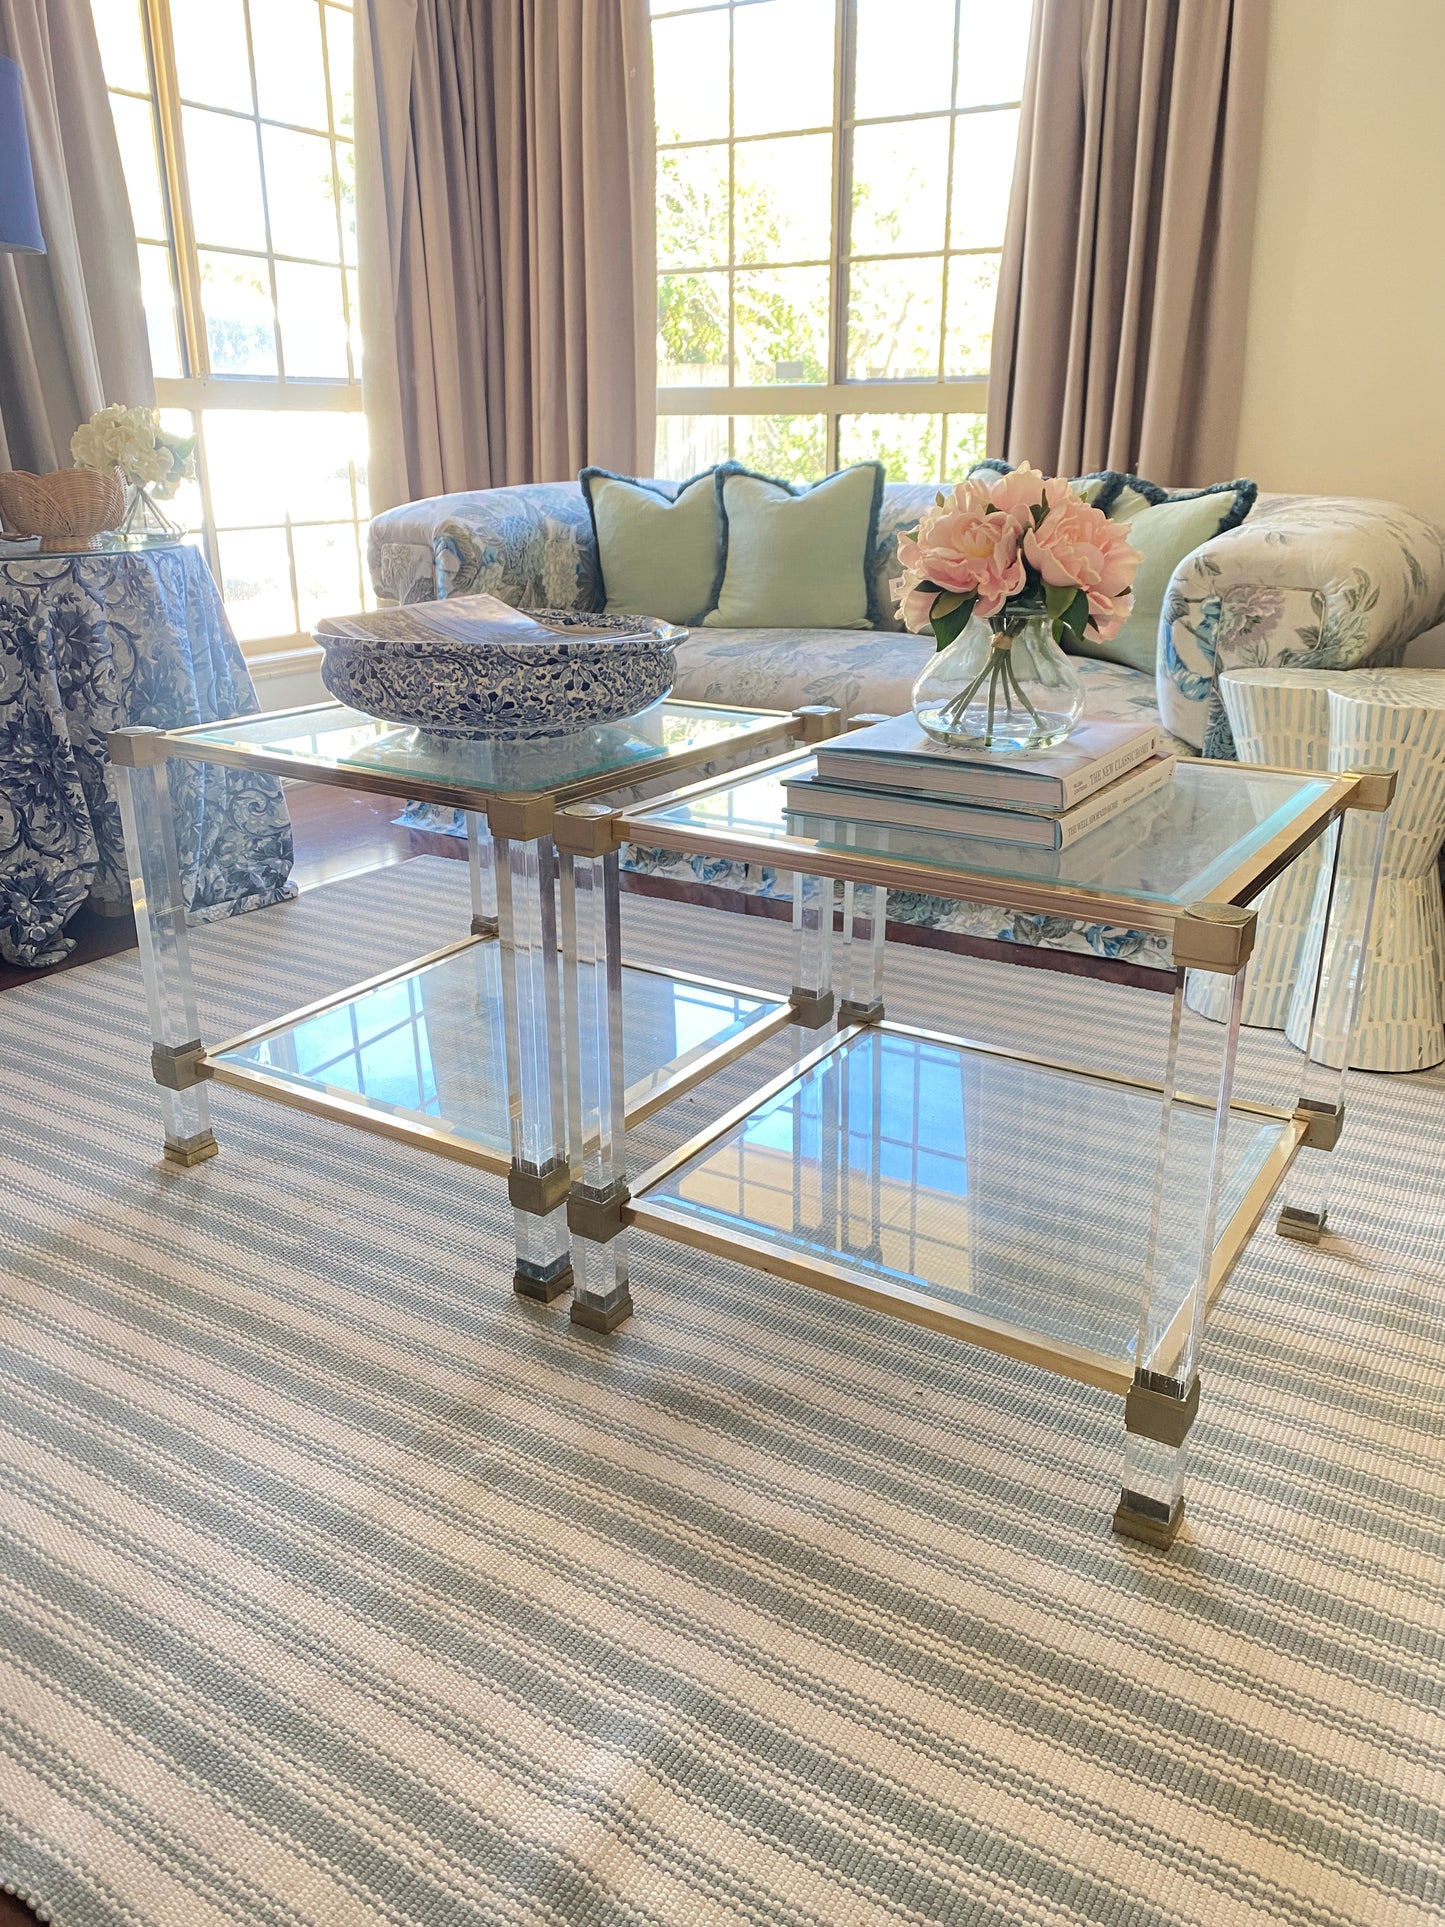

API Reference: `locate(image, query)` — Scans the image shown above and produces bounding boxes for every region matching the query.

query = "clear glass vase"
[119,484,183,544]
[911,612,1085,753]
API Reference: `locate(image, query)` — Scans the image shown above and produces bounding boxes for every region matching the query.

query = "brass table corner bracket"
[108,724,169,768]
[837,997,885,1027]
[151,1039,206,1091]
[789,986,836,1029]
[791,705,843,743]
[513,1261,573,1304]
[1277,1204,1326,1245]
[469,914,500,940]
[1124,1374,1201,1448]
[567,1182,631,1245]
[1112,1492,1185,1549]
[570,1292,634,1333]
[1294,1097,1344,1152]
[555,801,626,858]
[507,1159,571,1217]
[1344,766,1397,814]
[487,793,556,843]
[1173,902,1258,975]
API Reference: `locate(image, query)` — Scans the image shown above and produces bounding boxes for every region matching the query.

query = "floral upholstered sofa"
[367,481,1445,969]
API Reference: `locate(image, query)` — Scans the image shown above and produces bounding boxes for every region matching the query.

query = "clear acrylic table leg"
[559,838,632,1333]
[494,832,571,1301]
[1279,805,1389,1243]
[838,880,887,1025]
[1116,953,1247,1548]
[790,870,835,1029]
[113,754,218,1166]
[465,811,498,938]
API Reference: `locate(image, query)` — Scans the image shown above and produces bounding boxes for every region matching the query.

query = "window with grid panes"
[652,0,1032,485]
[90,0,370,658]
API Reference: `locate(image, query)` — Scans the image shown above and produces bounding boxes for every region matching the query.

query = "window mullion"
[141,0,208,376]
[827,0,856,472]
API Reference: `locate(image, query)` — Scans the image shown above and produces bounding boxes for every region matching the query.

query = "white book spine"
[1056,727,1163,808]
[1055,755,1174,845]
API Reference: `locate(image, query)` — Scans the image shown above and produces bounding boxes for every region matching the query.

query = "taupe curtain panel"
[357,0,655,513]
[0,0,152,472]
[987,0,1266,484]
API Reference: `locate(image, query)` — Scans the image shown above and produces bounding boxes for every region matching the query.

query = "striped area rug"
[2,858,1443,1927]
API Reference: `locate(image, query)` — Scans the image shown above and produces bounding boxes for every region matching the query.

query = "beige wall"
[1236,0,1445,534]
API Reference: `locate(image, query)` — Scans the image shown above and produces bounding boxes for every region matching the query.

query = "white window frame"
[97,0,366,665]
[654,0,1026,478]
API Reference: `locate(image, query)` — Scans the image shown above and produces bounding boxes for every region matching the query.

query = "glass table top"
[627,755,1338,910]
[0,534,187,561]
[179,699,787,797]
[211,941,784,1160]
[636,1027,1288,1379]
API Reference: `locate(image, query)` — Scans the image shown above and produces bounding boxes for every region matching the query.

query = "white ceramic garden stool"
[1185,669,1355,1027]
[1285,673,1445,1072]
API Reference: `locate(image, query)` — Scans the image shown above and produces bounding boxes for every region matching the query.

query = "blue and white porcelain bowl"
[316,604,684,739]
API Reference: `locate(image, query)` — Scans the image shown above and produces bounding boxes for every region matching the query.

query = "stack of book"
[785,716,1173,849]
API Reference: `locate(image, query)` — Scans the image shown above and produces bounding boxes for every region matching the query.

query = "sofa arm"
[1158,493,1445,754]
[366,481,602,611]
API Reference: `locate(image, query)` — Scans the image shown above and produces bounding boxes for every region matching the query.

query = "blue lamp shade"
[0,56,44,254]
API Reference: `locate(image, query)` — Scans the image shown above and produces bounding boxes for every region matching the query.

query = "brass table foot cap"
[1277,1204,1326,1245]
[162,1133,219,1168]
[1112,1494,1184,1549]
[570,1294,633,1334]
[789,987,835,1029]
[837,998,884,1027]
[513,1263,573,1304]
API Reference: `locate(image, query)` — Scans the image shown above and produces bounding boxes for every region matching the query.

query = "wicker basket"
[0,466,127,551]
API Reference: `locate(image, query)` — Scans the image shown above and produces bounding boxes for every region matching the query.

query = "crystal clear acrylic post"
[838,879,887,1026]
[1278,784,1392,1242]
[465,810,498,938]
[790,870,835,1029]
[1115,904,1253,1548]
[494,831,572,1300]
[112,737,218,1167]
[557,810,632,1331]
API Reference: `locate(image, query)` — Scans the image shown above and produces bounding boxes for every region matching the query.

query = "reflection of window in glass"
[652,0,1032,486]
[91,0,369,654]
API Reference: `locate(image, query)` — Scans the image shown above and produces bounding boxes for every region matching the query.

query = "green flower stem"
[940,629,1050,743]
[1000,646,1045,727]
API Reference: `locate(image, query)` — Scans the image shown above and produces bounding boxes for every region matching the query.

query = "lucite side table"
[552,748,1394,1547]
[110,696,833,1300]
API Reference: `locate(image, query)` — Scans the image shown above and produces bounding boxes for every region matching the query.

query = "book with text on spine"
[815,715,1163,813]
[785,754,1176,851]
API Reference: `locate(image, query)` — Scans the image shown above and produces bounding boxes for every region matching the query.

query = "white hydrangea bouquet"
[71,403,196,538]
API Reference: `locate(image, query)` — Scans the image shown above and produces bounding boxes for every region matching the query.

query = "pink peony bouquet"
[893,464,1142,651]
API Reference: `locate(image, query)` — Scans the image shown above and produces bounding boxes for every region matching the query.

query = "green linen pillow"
[579,467,722,624]
[703,461,885,629]
[1070,479,1258,674]
[967,461,1256,674]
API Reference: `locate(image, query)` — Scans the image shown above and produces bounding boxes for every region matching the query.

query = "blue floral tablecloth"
[0,543,295,968]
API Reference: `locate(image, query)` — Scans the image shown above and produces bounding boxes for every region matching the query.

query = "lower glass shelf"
[207,938,789,1173]
[631,1024,1301,1391]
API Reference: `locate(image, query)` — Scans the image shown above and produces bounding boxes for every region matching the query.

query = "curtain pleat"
[357,0,655,512]
[987,0,1266,484]
[0,0,152,473]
